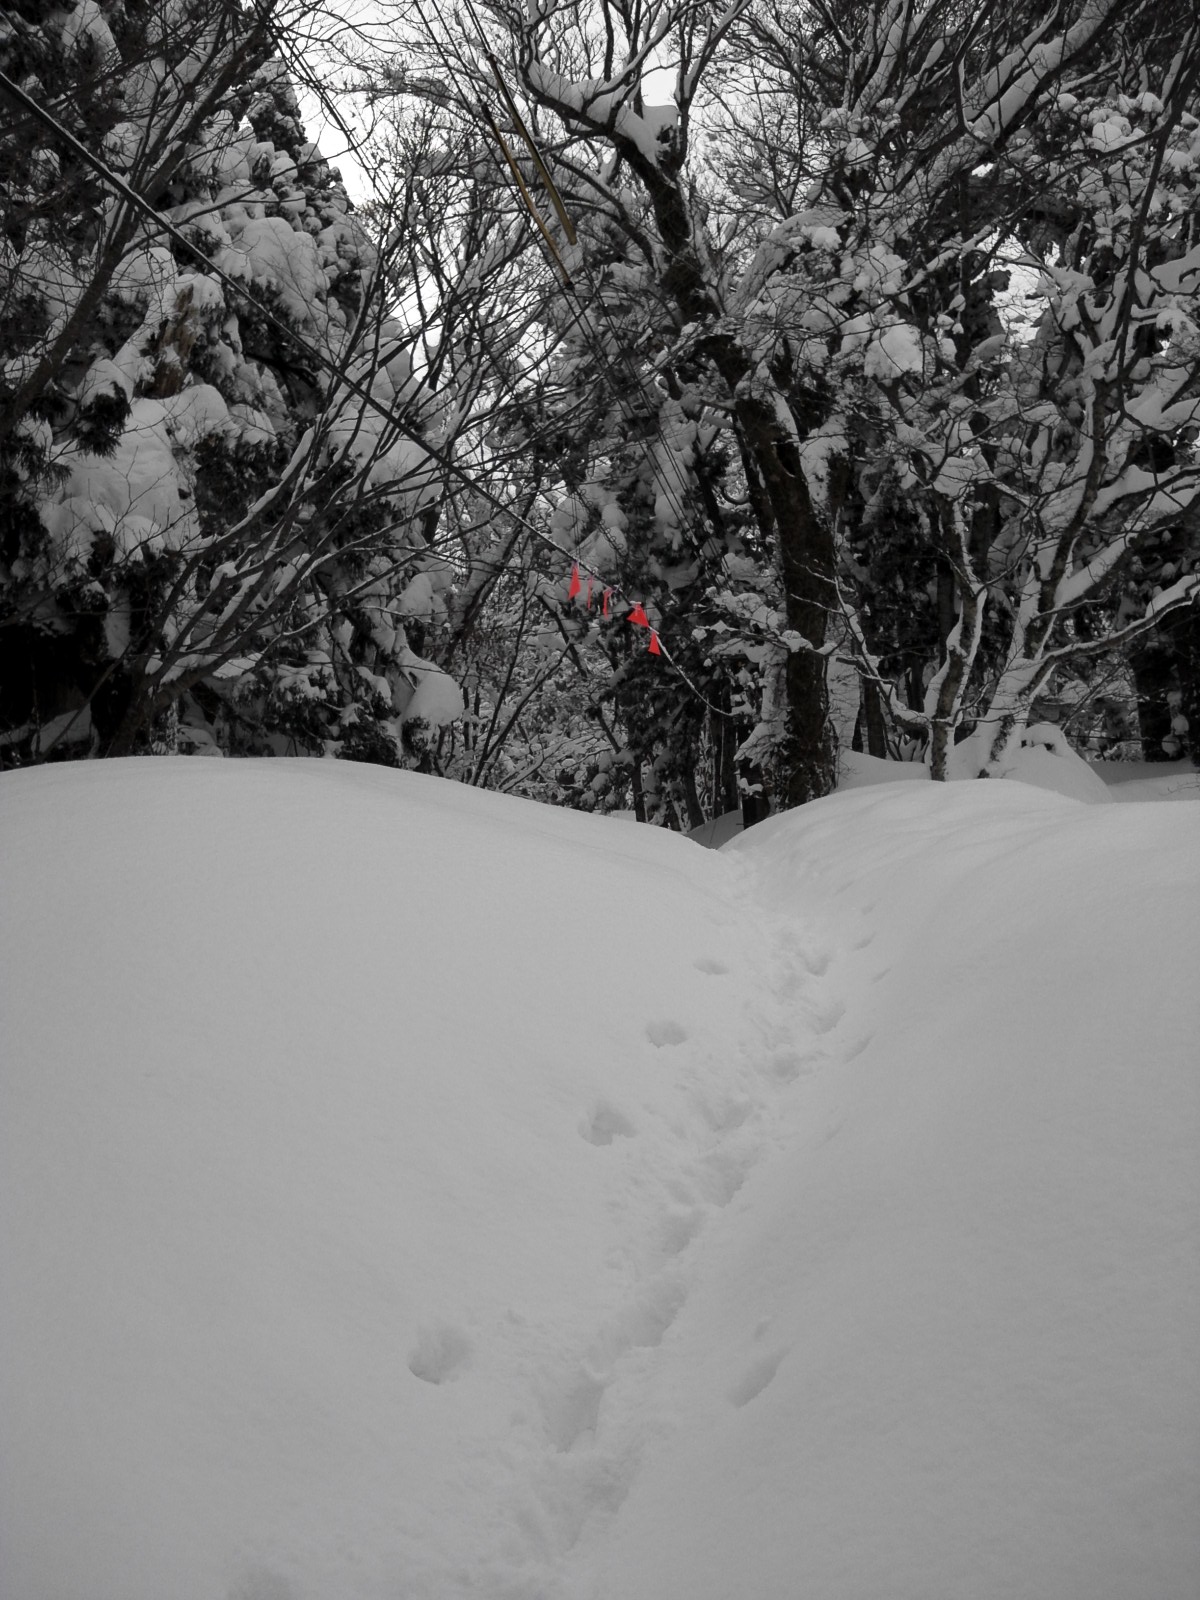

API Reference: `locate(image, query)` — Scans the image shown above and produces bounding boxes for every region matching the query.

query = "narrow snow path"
[570,783,1200,1600]
[481,848,861,1590]
[2,762,1196,1600]
[0,759,848,1600]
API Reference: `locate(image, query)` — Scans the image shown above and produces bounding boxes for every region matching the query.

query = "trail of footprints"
[527,913,887,1459]
[405,892,895,1565]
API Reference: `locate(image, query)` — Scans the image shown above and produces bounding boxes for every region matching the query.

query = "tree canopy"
[3,0,1198,814]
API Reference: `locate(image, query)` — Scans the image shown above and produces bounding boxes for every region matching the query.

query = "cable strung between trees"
[402,1,735,711]
[0,62,730,722]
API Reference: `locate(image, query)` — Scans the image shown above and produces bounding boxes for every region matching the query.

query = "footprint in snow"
[579,1101,636,1146]
[588,1274,688,1367]
[771,967,804,1001]
[695,1093,753,1134]
[694,956,730,975]
[408,1323,473,1385]
[229,1570,296,1600]
[810,999,846,1035]
[694,1145,753,1207]
[769,1047,819,1082]
[728,1346,789,1408]
[538,1367,607,1452]
[656,1204,705,1259]
[646,1018,688,1047]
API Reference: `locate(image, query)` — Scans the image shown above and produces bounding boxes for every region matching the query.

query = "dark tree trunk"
[716,704,740,816]
[539,120,841,813]
[680,761,706,831]
[732,390,838,806]
[740,785,770,830]
[630,758,647,823]
[862,677,889,758]
[1131,605,1200,764]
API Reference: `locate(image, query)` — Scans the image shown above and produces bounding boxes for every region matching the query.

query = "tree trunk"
[680,761,706,831]
[862,678,889,758]
[713,386,837,804]
[582,144,839,810]
[630,758,647,823]
[1130,615,1198,763]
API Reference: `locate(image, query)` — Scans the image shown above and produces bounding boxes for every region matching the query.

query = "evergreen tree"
[0,0,463,764]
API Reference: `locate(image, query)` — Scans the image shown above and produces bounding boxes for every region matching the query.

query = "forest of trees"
[2,0,1198,825]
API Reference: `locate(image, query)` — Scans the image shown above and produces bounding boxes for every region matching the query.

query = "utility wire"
[407,4,732,714]
[0,68,591,588]
[278,0,709,631]
[0,56,726,717]
[408,0,702,552]
[458,0,698,523]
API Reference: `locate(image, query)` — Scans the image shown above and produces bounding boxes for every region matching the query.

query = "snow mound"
[1098,759,1200,803]
[844,730,1113,804]
[837,749,930,789]
[990,721,1113,804]
[0,759,793,1600]
[2,760,1197,1600]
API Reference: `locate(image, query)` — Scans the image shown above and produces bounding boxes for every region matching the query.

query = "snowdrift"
[1,759,1197,1600]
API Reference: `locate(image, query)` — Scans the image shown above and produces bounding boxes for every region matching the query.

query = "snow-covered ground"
[2,757,1197,1600]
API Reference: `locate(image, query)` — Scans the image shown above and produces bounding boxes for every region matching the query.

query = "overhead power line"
[399,3,730,707]
[0,59,729,717]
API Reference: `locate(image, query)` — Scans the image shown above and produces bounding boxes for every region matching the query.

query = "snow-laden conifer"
[0,0,462,763]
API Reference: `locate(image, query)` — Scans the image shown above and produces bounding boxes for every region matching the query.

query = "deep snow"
[1,758,1197,1600]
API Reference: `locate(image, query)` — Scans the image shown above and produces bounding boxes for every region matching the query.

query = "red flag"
[628,602,650,628]
[648,629,662,655]
[568,562,582,600]
[602,588,612,617]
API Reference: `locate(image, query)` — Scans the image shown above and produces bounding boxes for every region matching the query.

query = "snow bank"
[842,729,1113,804]
[837,749,930,789]
[593,782,1200,1600]
[1099,759,1200,803]
[2,761,1197,1600]
[0,760,795,1600]
[987,721,1113,803]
